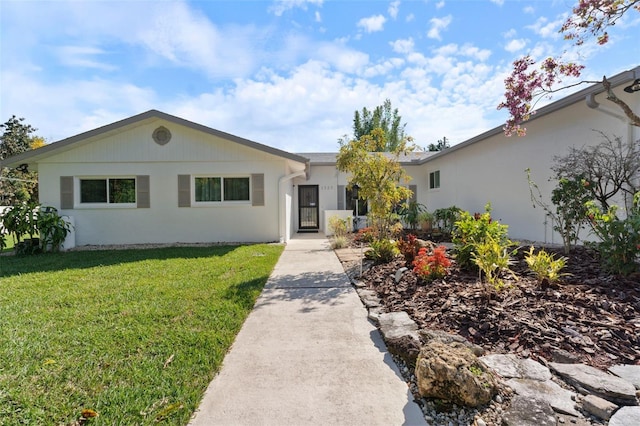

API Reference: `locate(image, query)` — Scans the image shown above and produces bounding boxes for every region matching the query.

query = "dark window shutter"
[137,175,150,208]
[251,173,264,206]
[409,184,417,203]
[337,185,345,210]
[178,175,191,207]
[60,176,74,209]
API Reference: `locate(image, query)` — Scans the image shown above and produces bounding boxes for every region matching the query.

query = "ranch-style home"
[1,65,638,248]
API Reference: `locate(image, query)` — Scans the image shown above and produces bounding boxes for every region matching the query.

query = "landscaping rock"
[550,362,638,405]
[356,288,381,308]
[386,335,421,367]
[551,348,581,364]
[419,328,485,357]
[480,354,552,381]
[609,406,640,426]
[501,395,556,426]
[609,364,640,390]
[378,311,420,341]
[367,307,384,324]
[415,340,498,407]
[394,267,408,283]
[582,394,618,421]
[505,378,579,417]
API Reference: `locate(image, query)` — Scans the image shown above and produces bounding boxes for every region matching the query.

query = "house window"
[345,187,368,216]
[195,176,250,202]
[80,178,136,204]
[429,170,440,189]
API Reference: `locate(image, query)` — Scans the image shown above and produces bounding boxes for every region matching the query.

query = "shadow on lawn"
[0,245,239,278]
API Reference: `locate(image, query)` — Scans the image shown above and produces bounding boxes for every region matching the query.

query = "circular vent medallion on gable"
[152,126,172,145]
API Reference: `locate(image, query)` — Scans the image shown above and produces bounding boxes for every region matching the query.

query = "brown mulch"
[361,244,640,370]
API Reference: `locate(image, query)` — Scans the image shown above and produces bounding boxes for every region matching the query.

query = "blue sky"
[1,0,638,152]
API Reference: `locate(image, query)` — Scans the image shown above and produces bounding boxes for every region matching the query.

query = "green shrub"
[585,194,640,276]
[398,201,427,230]
[471,236,514,290]
[452,204,512,272]
[525,246,568,283]
[433,206,462,234]
[328,215,350,238]
[36,206,72,253]
[365,239,399,263]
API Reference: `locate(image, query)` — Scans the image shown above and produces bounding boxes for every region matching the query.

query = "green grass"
[0,244,283,425]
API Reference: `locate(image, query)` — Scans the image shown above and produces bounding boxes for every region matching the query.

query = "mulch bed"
[361,244,640,370]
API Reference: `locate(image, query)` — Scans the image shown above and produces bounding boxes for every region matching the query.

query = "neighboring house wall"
[35,118,305,245]
[423,88,640,244]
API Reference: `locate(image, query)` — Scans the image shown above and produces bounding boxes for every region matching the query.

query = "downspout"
[278,169,307,243]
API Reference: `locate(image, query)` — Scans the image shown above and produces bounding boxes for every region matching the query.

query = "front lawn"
[0,244,283,424]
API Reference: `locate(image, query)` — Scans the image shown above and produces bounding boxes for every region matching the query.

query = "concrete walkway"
[189,233,425,426]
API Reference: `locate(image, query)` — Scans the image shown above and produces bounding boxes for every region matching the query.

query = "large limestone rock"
[550,362,638,405]
[415,340,498,407]
[378,311,421,367]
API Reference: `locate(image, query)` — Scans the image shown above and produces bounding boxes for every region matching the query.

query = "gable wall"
[37,120,301,245]
[424,91,639,243]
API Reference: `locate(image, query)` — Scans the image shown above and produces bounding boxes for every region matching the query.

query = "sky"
[1,0,638,153]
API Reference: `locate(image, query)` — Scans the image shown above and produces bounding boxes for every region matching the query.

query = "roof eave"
[0,109,309,169]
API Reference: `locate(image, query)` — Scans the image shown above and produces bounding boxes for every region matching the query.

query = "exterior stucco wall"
[36,120,304,245]
[423,90,640,243]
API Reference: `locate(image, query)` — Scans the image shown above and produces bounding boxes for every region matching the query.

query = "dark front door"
[298,185,319,230]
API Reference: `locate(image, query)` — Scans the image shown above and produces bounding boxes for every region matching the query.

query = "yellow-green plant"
[471,235,514,290]
[336,128,414,239]
[525,246,568,283]
[328,215,349,238]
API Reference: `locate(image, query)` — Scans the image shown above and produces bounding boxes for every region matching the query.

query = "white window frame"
[429,170,441,190]
[76,176,137,209]
[192,175,252,206]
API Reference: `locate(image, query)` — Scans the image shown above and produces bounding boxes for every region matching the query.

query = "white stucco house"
[1,65,638,248]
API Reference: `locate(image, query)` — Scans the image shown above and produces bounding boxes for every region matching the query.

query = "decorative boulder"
[415,340,499,407]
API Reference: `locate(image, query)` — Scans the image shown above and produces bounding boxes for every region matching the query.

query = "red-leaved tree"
[498,0,640,136]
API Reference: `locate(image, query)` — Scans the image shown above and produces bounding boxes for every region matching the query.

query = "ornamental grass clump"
[525,246,568,284]
[412,245,451,283]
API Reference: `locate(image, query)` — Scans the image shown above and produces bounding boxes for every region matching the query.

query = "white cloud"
[503,28,517,38]
[388,0,400,20]
[357,14,387,33]
[523,6,535,14]
[435,1,445,9]
[527,16,564,39]
[406,13,415,22]
[490,0,504,6]
[504,38,527,53]
[56,46,117,71]
[269,0,324,17]
[315,11,322,22]
[427,15,452,40]
[390,38,414,54]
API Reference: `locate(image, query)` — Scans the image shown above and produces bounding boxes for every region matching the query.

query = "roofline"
[1,109,309,168]
[415,65,640,164]
[298,153,434,166]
